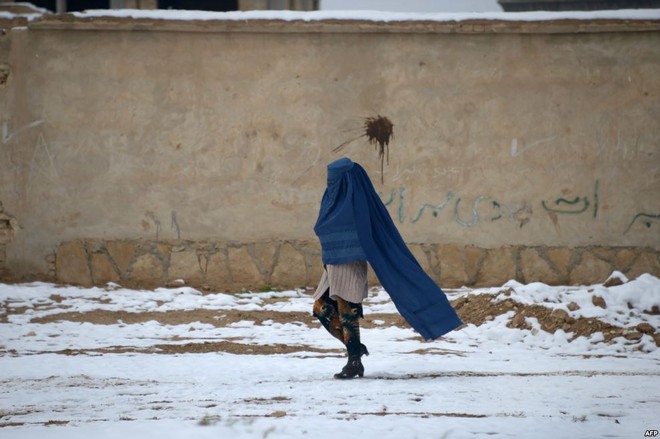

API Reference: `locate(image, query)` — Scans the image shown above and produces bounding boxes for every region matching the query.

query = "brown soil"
[30,308,410,329]
[452,293,659,347]
[51,341,344,357]
[31,309,315,327]
[5,291,659,356]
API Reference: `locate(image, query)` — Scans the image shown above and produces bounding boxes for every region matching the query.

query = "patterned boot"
[334,298,365,379]
[313,291,369,358]
[313,290,344,344]
[334,354,364,379]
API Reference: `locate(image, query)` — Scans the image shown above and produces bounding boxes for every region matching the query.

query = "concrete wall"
[1,14,659,289]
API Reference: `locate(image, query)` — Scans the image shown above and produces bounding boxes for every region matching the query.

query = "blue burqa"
[314,157,463,340]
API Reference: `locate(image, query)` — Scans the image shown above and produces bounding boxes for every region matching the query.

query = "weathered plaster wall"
[1,16,659,288]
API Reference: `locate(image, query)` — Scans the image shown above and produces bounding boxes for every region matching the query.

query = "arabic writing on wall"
[380,179,657,235]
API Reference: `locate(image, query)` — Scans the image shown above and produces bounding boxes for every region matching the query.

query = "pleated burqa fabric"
[314,158,462,340]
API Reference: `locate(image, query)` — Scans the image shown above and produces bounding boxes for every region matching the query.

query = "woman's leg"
[336,297,363,358]
[334,297,365,379]
[312,290,344,344]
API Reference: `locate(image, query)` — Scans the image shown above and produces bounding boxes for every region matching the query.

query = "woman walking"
[312,157,462,379]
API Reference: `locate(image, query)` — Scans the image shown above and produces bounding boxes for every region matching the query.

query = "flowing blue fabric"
[314,157,463,340]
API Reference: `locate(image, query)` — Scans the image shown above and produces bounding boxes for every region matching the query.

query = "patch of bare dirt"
[9,291,659,356]
[49,342,344,356]
[453,293,660,347]
[30,308,410,330]
[1,305,33,323]
[31,309,315,327]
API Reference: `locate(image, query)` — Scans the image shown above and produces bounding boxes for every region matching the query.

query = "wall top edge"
[24,15,660,34]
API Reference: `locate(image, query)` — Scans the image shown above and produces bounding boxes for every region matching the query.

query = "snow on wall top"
[0,2,51,21]
[70,8,660,23]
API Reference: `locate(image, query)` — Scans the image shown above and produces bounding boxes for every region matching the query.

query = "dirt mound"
[452,292,660,347]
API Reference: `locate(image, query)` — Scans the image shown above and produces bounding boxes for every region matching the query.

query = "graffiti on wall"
[142,209,182,240]
[624,213,660,235]
[541,180,599,218]
[381,187,532,229]
[379,179,653,235]
[2,120,45,145]
[381,188,503,228]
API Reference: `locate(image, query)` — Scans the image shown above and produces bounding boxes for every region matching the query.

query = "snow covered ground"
[1,273,659,438]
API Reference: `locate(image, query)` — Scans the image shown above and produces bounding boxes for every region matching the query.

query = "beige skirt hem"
[312,260,369,304]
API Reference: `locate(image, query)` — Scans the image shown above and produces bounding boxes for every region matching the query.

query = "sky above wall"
[320,0,503,12]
